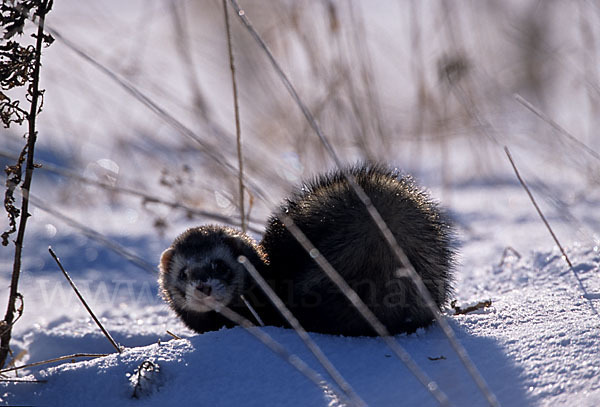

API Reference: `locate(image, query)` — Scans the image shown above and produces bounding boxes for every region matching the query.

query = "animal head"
[159,227,249,313]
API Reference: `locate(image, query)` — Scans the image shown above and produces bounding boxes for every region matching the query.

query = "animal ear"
[159,248,175,273]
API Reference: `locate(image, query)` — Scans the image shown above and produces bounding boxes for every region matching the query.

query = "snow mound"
[2,245,599,406]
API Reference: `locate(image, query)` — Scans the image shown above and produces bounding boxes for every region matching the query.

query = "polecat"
[158,164,454,336]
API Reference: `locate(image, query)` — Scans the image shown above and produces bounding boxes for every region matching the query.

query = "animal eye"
[178,267,187,280]
[213,260,231,277]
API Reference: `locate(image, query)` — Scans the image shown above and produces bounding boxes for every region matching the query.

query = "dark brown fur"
[261,164,454,336]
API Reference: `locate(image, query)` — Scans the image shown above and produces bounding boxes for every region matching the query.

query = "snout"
[196,282,212,296]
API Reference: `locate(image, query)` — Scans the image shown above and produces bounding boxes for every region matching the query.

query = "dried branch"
[514,94,600,163]
[131,360,160,399]
[0,0,53,370]
[165,330,182,340]
[49,247,122,354]
[0,378,47,383]
[0,353,107,374]
[0,149,263,234]
[498,246,522,267]
[0,293,22,337]
[222,0,246,233]
[504,146,599,318]
[239,256,366,407]
[504,147,573,268]
[451,300,492,315]
[27,195,156,273]
[239,294,264,327]
[199,294,351,406]
[1,145,26,246]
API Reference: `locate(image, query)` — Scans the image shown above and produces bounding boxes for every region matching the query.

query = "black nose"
[196,282,212,296]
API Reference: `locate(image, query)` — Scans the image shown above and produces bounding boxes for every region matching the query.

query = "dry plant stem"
[0,353,108,375]
[452,300,492,315]
[504,147,599,318]
[228,2,498,405]
[0,151,262,234]
[577,5,600,155]
[0,294,23,338]
[40,26,232,174]
[498,246,521,267]
[0,378,47,383]
[503,148,573,268]
[48,248,122,353]
[239,256,366,407]
[169,0,209,119]
[29,195,156,273]
[222,0,246,233]
[165,330,182,340]
[0,0,49,370]
[201,296,350,405]
[131,360,158,399]
[239,294,264,327]
[346,0,386,148]
[514,94,600,162]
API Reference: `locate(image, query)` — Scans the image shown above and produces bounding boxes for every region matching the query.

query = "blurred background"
[1,0,600,331]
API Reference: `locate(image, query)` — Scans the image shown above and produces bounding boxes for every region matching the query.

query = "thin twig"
[498,247,521,267]
[0,0,50,370]
[0,378,47,383]
[504,147,573,268]
[201,295,351,406]
[0,149,262,234]
[165,330,182,340]
[239,294,264,327]
[169,0,210,120]
[223,0,246,233]
[0,353,108,375]
[48,248,122,353]
[504,146,599,318]
[514,94,600,163]
[29,195,156,273]
[131,360,159,399]
[239,256,366,407]
[228,2,498,405]
[451,300,492,315]
[0,294,23,338]
[41,26,233,176]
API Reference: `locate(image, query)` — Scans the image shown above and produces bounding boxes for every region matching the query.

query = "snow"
[1,1,600,406]
[4,243,598,406]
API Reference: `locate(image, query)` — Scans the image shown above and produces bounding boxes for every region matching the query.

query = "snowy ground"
[2,173,599,406]
[1,1,600,406]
